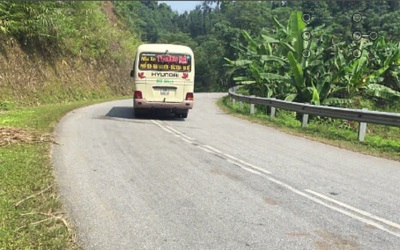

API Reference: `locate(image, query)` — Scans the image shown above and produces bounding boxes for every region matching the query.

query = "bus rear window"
[138,52,192,72]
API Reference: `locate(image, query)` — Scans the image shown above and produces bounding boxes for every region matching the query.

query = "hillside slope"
[0,2,139,109]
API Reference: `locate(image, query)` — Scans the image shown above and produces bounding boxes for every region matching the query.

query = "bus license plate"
[160,89,169,95]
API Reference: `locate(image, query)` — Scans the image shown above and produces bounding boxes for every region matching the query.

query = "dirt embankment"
[0,2,136,108]
[0,38,132,107]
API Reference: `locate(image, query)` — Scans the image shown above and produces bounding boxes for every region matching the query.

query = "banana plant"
[224,28,290,98]
[334,37,400,101]
[226,10,400,107]
[280,11,324,104]
[364,41,400,100]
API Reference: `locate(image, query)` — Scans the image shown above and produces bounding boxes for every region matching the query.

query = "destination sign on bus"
[139,53,192,72]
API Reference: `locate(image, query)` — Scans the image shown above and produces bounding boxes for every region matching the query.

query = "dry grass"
[0,127,54,146]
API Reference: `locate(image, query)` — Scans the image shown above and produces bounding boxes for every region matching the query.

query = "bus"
[130,44,195,118]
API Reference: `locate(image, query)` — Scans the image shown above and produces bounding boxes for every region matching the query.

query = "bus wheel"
[134,108,145,118]
[176,111,188,119]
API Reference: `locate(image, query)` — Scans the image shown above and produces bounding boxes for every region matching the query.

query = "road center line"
[305,189,400,230]
[197,145,214,153]
[223,153,272,175]
[152,122,273,176]
[181,137,193,144]
[227,159,263,175]
[263,176,400,238]
[151,120,400,238]
[201,145,272,175]
[152,120,192,143]
[151,120,173,134]
[203,145,222,154]
[165,125,194,140]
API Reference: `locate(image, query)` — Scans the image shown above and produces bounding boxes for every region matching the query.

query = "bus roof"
[137,44,193,55]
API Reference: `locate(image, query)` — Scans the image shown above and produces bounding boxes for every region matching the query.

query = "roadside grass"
[0,97,128,249]
[218,96,400,161]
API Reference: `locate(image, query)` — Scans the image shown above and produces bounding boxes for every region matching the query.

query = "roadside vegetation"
[0,98,128,249]
[225,11,400,108]
[115,1,399,153]
[218,96,400,161]
[218,8,399,161]
[0,2,137,248]
[116,1,400,96]
[0,2,139,108]
[1,1,399,249]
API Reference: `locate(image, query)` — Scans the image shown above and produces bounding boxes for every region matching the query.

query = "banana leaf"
[284,93,297,102]
[322,98,353,106]
[224,58,252,67]
[242,30,258,52]
[260,55,287,64]
[233,76,251,81]
[311,83,320,105]
[237,81,257,85]
[365,84,400,100]
[288,51,305,88]
[260,35,280,44]
[272,16,287,35]
[288,11,305,62]
[259,73,290,81]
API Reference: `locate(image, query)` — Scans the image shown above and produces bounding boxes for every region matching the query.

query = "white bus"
[130,44,195,118]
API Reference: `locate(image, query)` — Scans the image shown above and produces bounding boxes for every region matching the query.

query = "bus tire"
[176,110,188,119]
[134,108,145,117]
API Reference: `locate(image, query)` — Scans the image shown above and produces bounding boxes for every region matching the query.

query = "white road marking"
[224,153,271,175]
[197,145,214,153]
[203,145,222,154]
[202,146,272,175]
[166,125,194,140]
[305,189,400,230]
[222,153,241,162]
[227,159,262,175]
[152,119,400,238]
[237,159,272,175]
[263,176,400,238]
[151,120,173,134]
[181,138,193,144]
[152,120,192,143]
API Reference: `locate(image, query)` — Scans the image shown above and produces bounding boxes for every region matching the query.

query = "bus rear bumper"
[134,99,193,110]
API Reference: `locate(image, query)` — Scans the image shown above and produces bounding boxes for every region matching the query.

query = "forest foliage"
[0,2,137,61]
[114,0,400,109]
[0,1,399,109]
[0,2,139,108]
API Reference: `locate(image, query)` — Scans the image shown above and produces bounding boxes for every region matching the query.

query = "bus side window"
[130,60,136,77]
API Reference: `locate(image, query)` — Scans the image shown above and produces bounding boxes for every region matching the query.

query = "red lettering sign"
[157,55,179,63]
[179,56,188,64]
[140,53,191,72]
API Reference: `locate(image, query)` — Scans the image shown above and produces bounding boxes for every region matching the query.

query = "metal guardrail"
[228,86,400,141]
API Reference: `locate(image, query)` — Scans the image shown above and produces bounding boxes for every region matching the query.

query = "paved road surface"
[52,93,400,249]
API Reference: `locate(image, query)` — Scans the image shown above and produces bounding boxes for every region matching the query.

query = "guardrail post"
[302,113,309,127]
[270,107,276,120]
[358,108,368,142]
[227,86,400,129]
[269,98,276,121]
[232,97,235,106]
[301,103,309,127]
[250,95,255,115]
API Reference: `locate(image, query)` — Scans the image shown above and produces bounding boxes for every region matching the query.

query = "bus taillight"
[134,91,143,99]
[185,93,194,101]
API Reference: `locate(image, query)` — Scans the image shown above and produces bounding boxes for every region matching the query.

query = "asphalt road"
[52,93,400,249]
